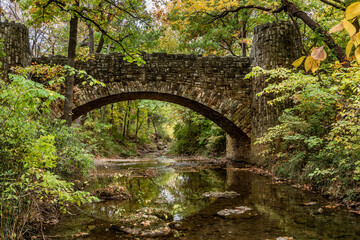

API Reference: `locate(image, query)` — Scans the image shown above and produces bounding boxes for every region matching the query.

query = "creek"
[44,156,360,239]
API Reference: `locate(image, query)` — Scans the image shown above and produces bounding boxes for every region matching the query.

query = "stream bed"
[44,157,360,239]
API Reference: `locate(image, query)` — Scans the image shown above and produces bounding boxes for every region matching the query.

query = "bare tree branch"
[210,5,285,22]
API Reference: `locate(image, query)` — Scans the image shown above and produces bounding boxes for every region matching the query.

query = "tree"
[163,0,352,65]
[243,2,360,201]
[17,0,151,125]
[163,0,273,56]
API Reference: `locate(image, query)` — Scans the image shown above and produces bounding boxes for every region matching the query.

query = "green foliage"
[14,63,105,89]
[51,124,95,180]
[0,74,97,239]
[17,0,153,64]
[76,100,174,157]
[80,118,138,157]
[159,0,280,56]
[170,110,226,156]
[76,99,224,158]
[251,65,360,201]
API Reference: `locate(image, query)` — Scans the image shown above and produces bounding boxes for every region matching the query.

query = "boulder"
[217,206,254,218]
[202,191,240,198]
[137,207,173,221]
[94,185,130,200]
[111,213,171,237]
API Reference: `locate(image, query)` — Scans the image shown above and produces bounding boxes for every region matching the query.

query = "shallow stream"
[45,157,360,239]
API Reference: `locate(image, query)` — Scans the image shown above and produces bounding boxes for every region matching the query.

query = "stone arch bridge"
[0,21,301,162]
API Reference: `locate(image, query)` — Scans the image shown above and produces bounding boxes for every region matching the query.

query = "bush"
[170,111,226,156]
[252,66,360,201]
[0,74,97,239]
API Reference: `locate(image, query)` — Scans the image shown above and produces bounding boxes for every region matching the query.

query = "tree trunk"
[52,43,55,55]
[62,15,79,126]
[110,104,115,125]
[87,23,94,54]
[118,104,123,133]
[126,102,131,137]
[101,105,106,124]
[281,0,350,67]
[74,116,82,125]
[241,20,247,57]
[152,118,158,141]
[135,107,143,141]
[96,33,105,53]
[107,44,111,54]
[123,103,128,137]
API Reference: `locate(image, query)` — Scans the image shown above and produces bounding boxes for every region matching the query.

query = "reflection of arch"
[70,92,250,143]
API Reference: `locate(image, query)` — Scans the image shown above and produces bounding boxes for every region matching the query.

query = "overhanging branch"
[319,0,345,11]
[208,1,349,67]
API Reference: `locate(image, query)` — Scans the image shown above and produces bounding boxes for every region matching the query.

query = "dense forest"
[1,0,360,238]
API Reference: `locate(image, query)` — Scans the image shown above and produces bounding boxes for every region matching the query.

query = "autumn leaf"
[342,19,356,37]
[292,56,306,68]
[352,32,360,47]
[304,56,312,72]
[345,2,360,20]
[346,40,354,57]
[328,22,344,34]
[304,56,320,73]
[355,47,360,63]
[311,47,327,61]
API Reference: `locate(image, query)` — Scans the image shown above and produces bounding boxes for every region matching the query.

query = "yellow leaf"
[311,46,327,61]
[346,40,354,57]
[292,56,306,68]
[342,19,356,37]
[328,22,344,34]
[355,47,360,64]
[305,56,320,73]
[345,2,360,20]
[352,32,360,47]
[311,59,321,73]
[304,56,312,72]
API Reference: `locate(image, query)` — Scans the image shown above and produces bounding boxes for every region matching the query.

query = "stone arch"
[40,53,253,140]
[69,91,251,160]
[71,91,250,142]
[40,51,254,160]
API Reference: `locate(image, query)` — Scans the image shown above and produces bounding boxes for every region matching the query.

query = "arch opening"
[71,92,250,144]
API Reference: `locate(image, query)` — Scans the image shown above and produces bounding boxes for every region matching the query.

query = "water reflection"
[45,158,360,240]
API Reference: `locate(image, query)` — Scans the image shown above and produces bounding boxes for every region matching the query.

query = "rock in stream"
[94,185,130,200]
[111,208,172,237]
[202,191,240,198]
[217,206,255,218]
